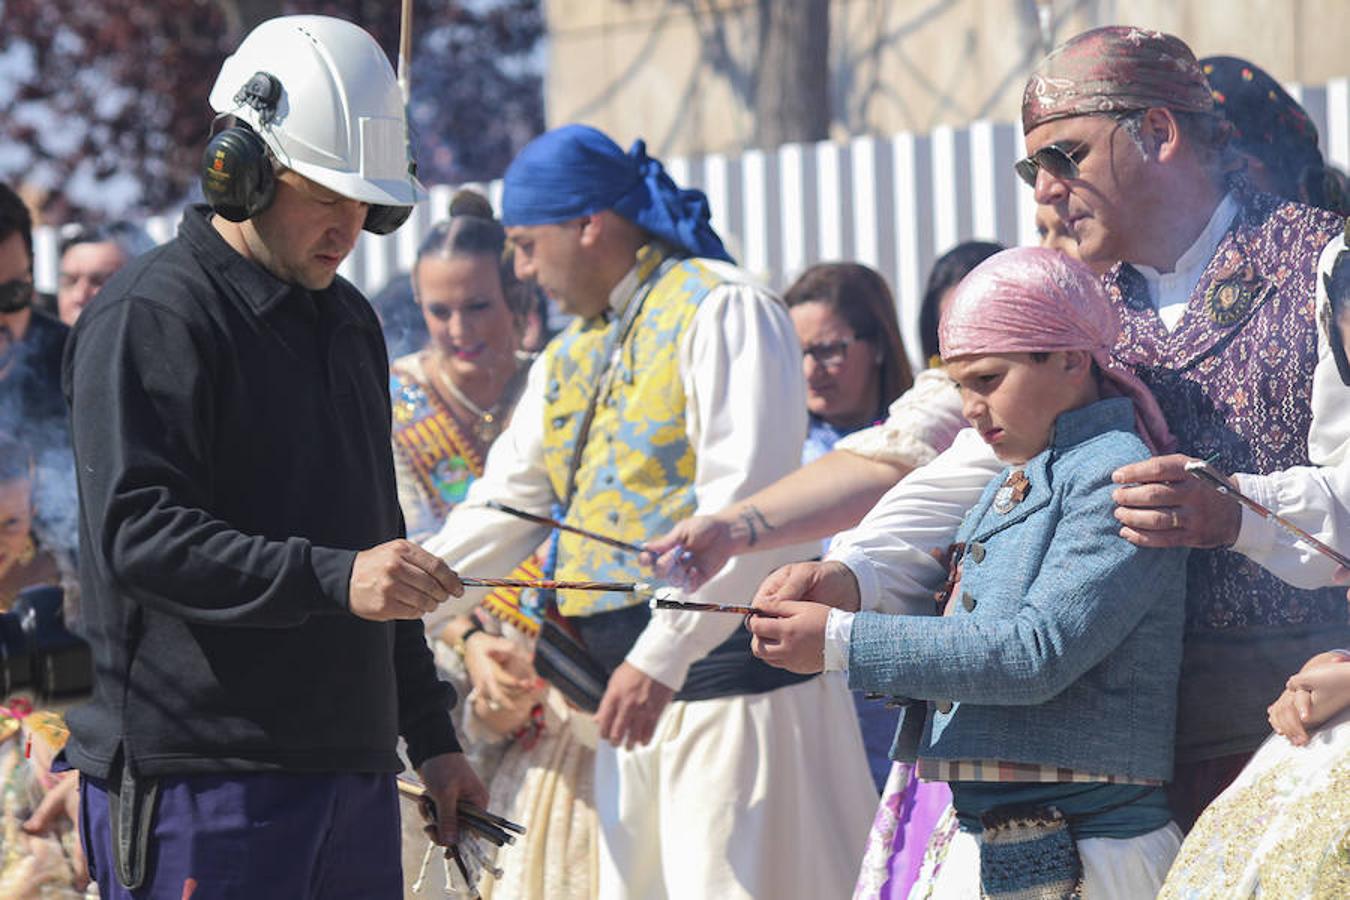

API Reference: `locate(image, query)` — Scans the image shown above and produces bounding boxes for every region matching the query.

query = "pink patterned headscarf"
[939,247,1175,454]
[1022,25,1215,134]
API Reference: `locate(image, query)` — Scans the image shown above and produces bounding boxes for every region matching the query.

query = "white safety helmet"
[208,15,425,210]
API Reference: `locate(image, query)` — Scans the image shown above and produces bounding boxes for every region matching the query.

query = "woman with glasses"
[786,263,913,470]
[393,191,597,899]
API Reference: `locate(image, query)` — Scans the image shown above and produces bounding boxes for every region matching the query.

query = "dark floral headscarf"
[1201,56,1343,212]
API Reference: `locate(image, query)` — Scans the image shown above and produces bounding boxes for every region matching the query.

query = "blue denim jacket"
[847,397,1188,782]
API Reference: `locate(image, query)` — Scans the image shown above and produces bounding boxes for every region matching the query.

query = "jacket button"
[968,542,985,563]
[961,592,976,612]
[936,700,953,714]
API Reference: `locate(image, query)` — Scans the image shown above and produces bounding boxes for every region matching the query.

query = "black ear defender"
[200,72,282,222]
[200,70,415,234]
[363,204,413,235]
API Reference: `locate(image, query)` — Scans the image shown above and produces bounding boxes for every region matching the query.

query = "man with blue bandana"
[424,125,876,899]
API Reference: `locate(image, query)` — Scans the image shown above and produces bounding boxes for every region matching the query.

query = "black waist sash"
[571,603,814,702]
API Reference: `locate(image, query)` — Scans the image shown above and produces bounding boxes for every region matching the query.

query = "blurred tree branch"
[0,0,543,222]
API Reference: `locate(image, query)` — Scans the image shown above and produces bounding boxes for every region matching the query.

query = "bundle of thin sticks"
[399,776,527,898]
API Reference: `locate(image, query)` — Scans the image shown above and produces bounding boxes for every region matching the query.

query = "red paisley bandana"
[1022,26,1215,134]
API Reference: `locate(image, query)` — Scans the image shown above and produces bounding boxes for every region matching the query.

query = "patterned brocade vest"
[1106,193,1346,632]
[540,247,718,617]
[1105,192,1350,761]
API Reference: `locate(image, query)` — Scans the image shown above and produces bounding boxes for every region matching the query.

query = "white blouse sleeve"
[1230,236,1350,588]
[826,427,1003,614]
[834,366,968,468]
[624,272,820,690]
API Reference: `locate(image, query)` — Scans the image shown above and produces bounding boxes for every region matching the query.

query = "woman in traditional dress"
[393,193,597,900]
[391,190,536,540]
[1157,650,1350,898]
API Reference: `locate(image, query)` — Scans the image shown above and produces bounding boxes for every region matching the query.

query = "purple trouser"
[79,771,402,900]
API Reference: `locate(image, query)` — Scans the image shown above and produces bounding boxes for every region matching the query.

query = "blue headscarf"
[501,124,734,264]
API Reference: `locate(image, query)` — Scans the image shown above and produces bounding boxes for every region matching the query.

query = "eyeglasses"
[802,338,857,368]
[0,280,34,314]
[1014,142,1086,188]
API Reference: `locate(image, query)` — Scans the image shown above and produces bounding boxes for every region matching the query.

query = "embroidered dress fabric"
[938,246,1175,455]
[1159,707,1350,898]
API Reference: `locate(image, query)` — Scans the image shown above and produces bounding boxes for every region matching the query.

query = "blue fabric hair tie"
[502,124,734,264]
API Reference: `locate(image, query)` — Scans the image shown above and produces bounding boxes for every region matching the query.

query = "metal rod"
[484,500,646,555]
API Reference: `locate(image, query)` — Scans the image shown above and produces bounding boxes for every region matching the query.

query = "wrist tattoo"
[738,505,775,548]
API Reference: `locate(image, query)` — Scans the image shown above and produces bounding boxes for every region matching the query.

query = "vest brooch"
[994,468,1031,514]
[1204,256,1261,327]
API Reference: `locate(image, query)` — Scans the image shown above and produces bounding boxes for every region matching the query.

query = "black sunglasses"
[0,280,33,314]
[1014,143,1085,188]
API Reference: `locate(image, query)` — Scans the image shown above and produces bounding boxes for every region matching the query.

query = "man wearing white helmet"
[62,16,484,897]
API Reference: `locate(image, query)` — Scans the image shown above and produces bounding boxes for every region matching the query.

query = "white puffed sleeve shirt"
[422,258,817,692]
[1230,235,1350,588]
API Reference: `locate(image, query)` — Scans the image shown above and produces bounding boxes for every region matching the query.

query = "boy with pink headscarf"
[751,247,1188,896]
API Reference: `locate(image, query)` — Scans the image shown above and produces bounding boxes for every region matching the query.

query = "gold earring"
[17,536,35,566]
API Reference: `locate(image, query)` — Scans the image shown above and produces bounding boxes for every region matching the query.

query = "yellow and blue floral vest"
[541,246,720,616]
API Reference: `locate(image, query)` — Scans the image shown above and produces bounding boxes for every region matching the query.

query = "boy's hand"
[747,599,829,673]
[1111,454,1241,549]
[753,560,861,611]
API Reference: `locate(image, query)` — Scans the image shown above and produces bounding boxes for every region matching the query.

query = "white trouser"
[595,673,877,900]
[920,821,1183,899]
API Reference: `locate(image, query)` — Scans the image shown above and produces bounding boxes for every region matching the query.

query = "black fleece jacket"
[62,206,458,778]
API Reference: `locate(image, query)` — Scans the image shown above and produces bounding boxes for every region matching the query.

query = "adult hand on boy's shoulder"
[747,599,829,674]
[1110,454,1241,549]
[753,560,861,611]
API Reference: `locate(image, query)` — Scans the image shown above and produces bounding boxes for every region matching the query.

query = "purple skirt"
[853,762,953,900]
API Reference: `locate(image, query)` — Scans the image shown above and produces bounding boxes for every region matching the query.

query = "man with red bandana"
[744,25,1349,841]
